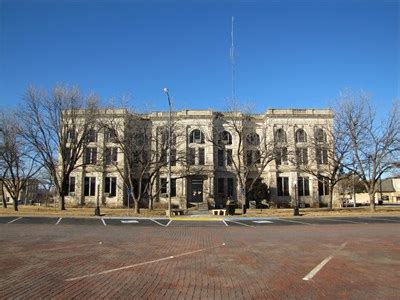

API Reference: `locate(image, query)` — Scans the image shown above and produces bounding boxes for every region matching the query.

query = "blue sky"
[0,0,398,113]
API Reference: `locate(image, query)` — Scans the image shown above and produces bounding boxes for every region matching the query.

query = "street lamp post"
[163,88,172,217]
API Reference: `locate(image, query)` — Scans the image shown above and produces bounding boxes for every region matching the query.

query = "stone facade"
[65,108,334,209]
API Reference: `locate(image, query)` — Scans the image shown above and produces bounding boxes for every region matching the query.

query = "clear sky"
[0,0,398,113]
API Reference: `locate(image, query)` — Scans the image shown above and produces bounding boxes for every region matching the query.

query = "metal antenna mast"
[230,16,235,101]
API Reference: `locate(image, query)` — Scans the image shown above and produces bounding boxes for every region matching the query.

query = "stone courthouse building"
[65,108,334,209]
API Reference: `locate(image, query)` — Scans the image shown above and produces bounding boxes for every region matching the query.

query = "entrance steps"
[186,202,209,216]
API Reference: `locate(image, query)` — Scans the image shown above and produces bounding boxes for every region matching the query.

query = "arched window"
[66,127,76,141]
[246,132,260,146]
[275,129,287,143]
[219,131,232,145]
[87,128,97,143]
[315,128,327,143]
[295,129,307,143]
[105,128,118,143]
[189,129,205,144]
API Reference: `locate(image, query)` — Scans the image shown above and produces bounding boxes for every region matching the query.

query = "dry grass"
[0,204,399,218]
[0,205,166,217]
[242,206,400,218]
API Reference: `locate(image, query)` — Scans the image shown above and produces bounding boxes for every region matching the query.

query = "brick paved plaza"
[0,217,399,299]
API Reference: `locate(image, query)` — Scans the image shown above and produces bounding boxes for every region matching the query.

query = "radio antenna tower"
[230,16,236,101]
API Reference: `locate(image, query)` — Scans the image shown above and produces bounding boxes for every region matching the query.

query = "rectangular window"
[246,150,253,166]
[188,148,195,165]
[276,147,288,165]
[227,178,234,197]
[161,148,167,164]
[105,147,118,165]
[160,178,175,196]
[68,176,75,194]
[218,149,224,167]
[171,149,176,166]
[298,177,310,196]
[318,177,330,196]
[198,148,205,165]
[254,150,261,164]
[227,149,233,166]
[171,178,176,197]
[217,178,224,194]
[105,177,117,197]
[296,148,308,165]
[316,147,328,165]
[84,177,96,196]
[160,178,167,194]
[277,177,289,196]
[85,147,97,165]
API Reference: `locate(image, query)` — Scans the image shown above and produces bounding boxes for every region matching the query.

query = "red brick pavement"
[0,223,399,299]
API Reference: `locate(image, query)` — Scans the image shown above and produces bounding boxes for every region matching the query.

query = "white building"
[65,108,334,209]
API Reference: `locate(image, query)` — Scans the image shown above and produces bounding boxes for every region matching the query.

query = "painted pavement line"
[253,220,273,224]
[225,219,254,227]
[328,218,367,224]
[7,217,22,224]
[150,219,168,227]
[368,217,400,223]
[121,220,139,224]
[55,217,62,225]
[166,220,172,227]
[101,218,107,226]
[278,218,314,225]
[65,243,226,282]
[222,219,229,226]
[303,242,347,281]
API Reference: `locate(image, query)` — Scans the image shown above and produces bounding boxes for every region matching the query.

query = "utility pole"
[163,88,172,217]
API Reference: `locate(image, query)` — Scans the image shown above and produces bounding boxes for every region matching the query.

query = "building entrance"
[189,178,203,203]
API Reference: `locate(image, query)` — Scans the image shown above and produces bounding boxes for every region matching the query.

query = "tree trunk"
[369,192,376,212]
[134,199,140,214]
[1,186,7,209]
[13,199,18,211]
[60,194,66,210]
[328,187,334,210]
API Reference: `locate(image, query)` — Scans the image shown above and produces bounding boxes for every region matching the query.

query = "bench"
[211,209,227,216]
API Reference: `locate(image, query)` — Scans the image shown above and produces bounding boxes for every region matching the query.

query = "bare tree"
[298,114,351,209]
[208,103,277,214]
[0,112,42,211]
[101,110,189,213]
[337,91,400,211]
[18,85,98,210]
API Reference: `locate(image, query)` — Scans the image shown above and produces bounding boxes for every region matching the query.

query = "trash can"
[227,204,236,215]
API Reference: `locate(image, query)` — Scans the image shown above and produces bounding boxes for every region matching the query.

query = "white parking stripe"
[253,220,273,224]
[368,217,400,223]
[65,243,226,282]
[55,217,62,225]
[225,219,254,227]
[150,219,168,227]
[222,219,229,226]
[121,220,139,224]
[278,218,313,225]
[329,218,367,224]
[166,220,172,227]
[7,217,22,224]
[101,218,107,226]
[303,242,347,281]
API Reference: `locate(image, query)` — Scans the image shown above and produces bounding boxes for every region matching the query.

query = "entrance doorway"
[189,178,203,203]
